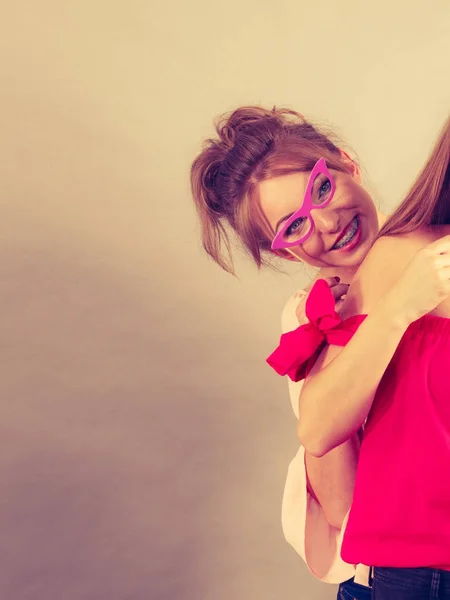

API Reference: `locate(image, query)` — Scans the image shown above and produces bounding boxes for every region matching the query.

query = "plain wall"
[0,1,449,599]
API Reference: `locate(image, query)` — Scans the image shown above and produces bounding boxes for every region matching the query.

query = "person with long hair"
[190,106,389,598]
[267,116,450,598]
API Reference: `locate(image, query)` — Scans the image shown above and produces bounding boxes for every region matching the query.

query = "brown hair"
[378,116,450,238]
[190,106,354,274]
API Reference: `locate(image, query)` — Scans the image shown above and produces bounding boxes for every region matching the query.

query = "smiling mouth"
[331,216,360,250]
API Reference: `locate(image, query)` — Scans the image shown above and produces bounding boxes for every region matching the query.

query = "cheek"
[362,190,376,210]
[363,199,379,229]
[279,246,308,263]
[354,189,377,220]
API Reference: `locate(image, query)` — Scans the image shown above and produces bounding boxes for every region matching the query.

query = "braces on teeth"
[334,217,358,248]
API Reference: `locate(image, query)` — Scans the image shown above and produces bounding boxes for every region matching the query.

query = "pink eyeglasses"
[271,158,336,250]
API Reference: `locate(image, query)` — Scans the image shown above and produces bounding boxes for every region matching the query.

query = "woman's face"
[258,166,380,270]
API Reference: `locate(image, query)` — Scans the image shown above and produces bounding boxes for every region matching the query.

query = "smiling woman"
[190,106,383,276]
[190,105,386,600]
[259,156,378,266]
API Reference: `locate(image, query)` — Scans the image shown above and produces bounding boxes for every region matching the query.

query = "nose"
[310,207,341,235]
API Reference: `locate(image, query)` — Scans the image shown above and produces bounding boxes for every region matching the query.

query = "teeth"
[333,217,358,249]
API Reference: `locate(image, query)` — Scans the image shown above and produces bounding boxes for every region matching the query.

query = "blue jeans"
[372,567,450,599]
[338,577,372,600]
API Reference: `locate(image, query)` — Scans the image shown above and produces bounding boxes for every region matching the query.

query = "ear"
[339,149,361,183]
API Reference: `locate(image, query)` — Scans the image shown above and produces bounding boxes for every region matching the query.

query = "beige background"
[0,2,448,599]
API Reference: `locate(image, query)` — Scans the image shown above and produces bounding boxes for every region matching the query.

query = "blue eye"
[286,217,306,237]
[319,179,331,198]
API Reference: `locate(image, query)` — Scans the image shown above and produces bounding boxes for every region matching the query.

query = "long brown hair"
[378,116,450,238]
[190,106,354,274]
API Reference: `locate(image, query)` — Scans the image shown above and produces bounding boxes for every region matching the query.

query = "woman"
[268,116,450,598]
[190,105,387,598]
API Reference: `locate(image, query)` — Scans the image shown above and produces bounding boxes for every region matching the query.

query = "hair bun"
[216,106,306,149]
[217,124,236,148]
[216,107,274,148]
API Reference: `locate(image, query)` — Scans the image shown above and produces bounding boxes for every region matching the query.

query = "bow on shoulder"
[266,279,366,382]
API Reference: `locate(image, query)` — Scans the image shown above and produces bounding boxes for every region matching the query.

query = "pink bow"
[266,279,366,382]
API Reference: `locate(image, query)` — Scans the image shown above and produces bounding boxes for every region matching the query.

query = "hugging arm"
[297,236,418,457]
[284,280,361,529]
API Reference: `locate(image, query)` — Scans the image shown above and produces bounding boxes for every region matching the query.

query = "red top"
[266,279,450,570]
[342,313,450,570]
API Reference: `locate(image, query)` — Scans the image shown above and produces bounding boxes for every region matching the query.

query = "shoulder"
[362,230,432,262]
[360,229,435,280]
[341,229,434,318]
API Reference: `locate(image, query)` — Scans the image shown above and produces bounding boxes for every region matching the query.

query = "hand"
[385,235,450,326]
[295,277,350,325]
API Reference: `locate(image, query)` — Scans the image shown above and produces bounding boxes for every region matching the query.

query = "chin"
[330,218,376,267]
[320,241,366,272]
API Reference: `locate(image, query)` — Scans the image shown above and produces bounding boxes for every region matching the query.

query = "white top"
[280,290,371,586]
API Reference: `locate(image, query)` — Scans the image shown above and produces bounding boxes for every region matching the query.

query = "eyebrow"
[274,173,323,232]
[275,212,294,232]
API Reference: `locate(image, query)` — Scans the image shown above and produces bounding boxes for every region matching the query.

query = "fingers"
[296,276,350,323]
[425,234,450,255]
[334,297,346,314]
[433,256,450,270]
[440,265,450,280]
[310,276,349,301]
[302,276,349,305]
[330,282,350,300]
[323,276,342,287]
[436,267,450,300]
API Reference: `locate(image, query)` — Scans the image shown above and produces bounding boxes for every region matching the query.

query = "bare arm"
[299,293,406,457]
[287,277,361,529]
[298,233,450,458]
[305,433,360,529]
